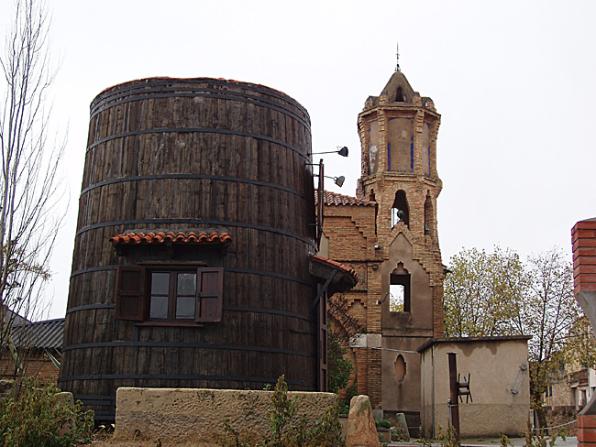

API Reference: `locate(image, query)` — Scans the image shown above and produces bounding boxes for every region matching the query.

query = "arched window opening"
[424,193,433,235]
[409,136,414,173]
[369,190,378,236]
[396,86,405,102]
[390,263,410,313]
[395,354,407,383]
[368,144,378,174]
[390,190,409,228]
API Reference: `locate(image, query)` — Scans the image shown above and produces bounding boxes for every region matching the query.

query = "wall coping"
[417,335,532,353]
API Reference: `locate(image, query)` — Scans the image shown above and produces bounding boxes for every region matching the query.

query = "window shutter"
[115,266,146,321]
[196,267,223,323]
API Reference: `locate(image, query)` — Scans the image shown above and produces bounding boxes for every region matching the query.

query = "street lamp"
[307,146,349,245]
[330,175,345,187]
[311,146,349,157]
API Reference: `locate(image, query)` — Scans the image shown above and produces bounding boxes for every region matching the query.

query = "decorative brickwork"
[323,68,444,421]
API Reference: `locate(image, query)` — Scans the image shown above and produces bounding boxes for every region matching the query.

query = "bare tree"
[519,250,579,364]
[0,0,64,377]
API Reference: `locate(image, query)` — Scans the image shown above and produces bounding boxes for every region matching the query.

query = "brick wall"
[578,415,596,447]
[573,219,596,295]
[0,350,60,385]
[572,218,596,443]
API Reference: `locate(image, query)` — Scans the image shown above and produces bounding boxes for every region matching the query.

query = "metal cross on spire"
[396,41,400,72]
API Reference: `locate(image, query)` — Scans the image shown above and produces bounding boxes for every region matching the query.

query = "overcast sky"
[3,0,595,319]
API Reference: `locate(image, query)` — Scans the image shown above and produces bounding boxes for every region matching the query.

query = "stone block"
[345,395,380,447]
[113,387,337,445]
[54,391,74,406]
[393,413,410,441]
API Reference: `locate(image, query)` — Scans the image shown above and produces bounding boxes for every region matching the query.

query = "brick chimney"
[571,218,596,445]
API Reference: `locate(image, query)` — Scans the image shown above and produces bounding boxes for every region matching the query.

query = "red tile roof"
[110,231,232,246]
[316,191,375,207]
[312,255,358,283]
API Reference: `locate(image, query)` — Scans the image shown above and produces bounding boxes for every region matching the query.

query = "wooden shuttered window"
[115,266,146,321]
[196,267,224,323]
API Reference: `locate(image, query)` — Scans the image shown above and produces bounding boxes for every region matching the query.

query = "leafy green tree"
[327,332,352,394]
[443,247,595,431]
[444,247,526,337]
[565,316,596,368]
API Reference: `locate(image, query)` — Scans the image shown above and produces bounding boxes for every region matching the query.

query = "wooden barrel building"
[59,77,335,420]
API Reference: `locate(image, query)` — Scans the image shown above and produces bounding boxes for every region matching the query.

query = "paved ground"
[387,437,577,447]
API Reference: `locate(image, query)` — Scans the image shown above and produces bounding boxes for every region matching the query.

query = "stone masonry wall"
[113,387,338,445]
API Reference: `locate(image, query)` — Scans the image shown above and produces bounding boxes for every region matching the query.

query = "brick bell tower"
[356,58,445,423]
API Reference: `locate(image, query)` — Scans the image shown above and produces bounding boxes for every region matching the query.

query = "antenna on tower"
[396,41,400,72]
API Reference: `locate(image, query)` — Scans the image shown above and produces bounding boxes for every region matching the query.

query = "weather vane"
[396,41,400,72]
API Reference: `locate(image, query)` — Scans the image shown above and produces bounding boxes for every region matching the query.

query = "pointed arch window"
[369,190,378,236]
[396,86,406,102]
[390,190,409,228]
[395,354,407,383]
[390,263,410,313]
[424,193,433,235]
[410,136,414,173]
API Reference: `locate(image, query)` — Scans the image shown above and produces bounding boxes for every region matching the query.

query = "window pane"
[177,273,196,296]
[151,272,169,295]
[150,295,168,319]
[176,296,195,319]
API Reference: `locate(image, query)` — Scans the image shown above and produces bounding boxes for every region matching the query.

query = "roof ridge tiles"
[317,190,375,207]
[110,230,232,246]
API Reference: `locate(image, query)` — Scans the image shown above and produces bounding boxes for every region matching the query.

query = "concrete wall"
[420,338,530,438]
[113,387,338,445]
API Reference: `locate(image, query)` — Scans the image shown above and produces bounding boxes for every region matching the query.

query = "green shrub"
[376,419,391,429]
[437,424,459,447]
[221,375,344,447]
[264,375,343,447]
[328,333,353,394]
[339,383,357,416]
[0,379,94,447]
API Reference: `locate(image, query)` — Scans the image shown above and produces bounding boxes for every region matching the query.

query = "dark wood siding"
[59,78,317,421]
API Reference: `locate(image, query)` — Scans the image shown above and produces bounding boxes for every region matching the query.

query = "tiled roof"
[316,191,375,207]
[10,318,64,350]
[2,305,29,326]
[312,255,359,283]
[110,231,232,246]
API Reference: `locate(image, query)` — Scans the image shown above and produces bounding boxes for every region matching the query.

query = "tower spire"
[396,41,400,72]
